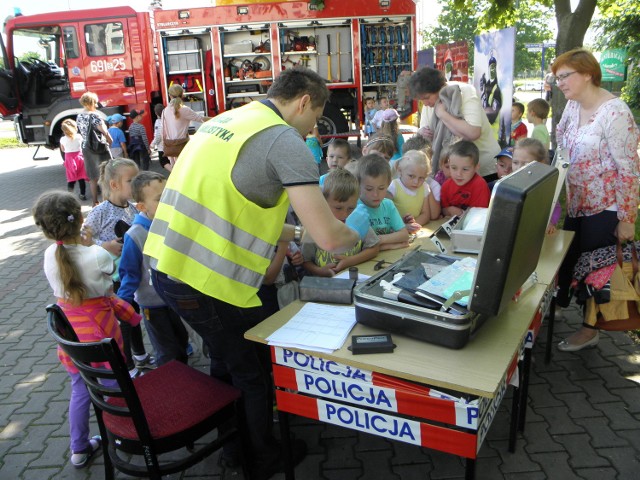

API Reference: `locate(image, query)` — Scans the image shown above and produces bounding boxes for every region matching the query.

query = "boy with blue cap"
[487,146,513,191]
[107,113,128,158]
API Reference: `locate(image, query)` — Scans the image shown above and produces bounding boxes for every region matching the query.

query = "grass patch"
[0,137,27,149]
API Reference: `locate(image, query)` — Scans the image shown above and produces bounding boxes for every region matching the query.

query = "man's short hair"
[527,98,550,120]
[408,67,447,98]
[131,171,166,203]
[449,140,480,166]
[267,67,330,109]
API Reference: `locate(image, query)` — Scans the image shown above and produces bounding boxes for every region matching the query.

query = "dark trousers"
[67,180,86,195]
[143,305,189,366]
[557,210,619,307]
[131,150,150,170]
[150,269,278,464]
[157,150,170,169]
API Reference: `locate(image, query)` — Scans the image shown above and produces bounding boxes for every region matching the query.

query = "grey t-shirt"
[232,125,320,208]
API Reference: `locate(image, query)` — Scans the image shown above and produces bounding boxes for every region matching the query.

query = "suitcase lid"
[468,161,558,316]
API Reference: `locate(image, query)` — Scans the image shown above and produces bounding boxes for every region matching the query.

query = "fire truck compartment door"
[0,34,19,116]
[78,18,136,103]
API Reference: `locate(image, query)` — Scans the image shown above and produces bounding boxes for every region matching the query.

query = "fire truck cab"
[0,7,158,151]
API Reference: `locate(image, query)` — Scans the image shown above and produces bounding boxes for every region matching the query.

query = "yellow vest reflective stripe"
[156,188,275,259]
[145,101,290,307]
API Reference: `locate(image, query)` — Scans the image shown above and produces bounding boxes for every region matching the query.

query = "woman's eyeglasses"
[551,71,578,84]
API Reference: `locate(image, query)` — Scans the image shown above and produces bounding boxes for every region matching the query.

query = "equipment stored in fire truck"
[0,0,416,153]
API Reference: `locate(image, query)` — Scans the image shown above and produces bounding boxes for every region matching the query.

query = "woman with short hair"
[554,48,640,351]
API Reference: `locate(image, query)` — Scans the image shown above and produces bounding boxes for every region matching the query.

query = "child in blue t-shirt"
[363,97,378,136]
[305,125,323,166]
[107,113,128,158]
[302,168,380,277]
[357,153,409,250]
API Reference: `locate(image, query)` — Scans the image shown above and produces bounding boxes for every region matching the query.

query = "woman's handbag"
[590,242,640,331]
[87,118,109,155]
[163,137,189,157]
[162,109,189,157]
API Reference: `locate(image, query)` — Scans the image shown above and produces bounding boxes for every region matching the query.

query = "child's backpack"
[128,135,145,156]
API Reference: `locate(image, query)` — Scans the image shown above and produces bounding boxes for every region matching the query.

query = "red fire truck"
[0,0,416,152]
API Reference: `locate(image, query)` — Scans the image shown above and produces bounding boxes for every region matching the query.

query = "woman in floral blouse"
[554,48,640,351]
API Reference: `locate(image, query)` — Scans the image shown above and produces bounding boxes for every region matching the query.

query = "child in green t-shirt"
[527,98,551,151]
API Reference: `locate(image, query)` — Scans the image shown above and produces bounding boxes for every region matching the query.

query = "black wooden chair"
[46,304,248,479]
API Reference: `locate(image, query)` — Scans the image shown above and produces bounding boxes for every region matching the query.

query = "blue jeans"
[142,305,189,366]
[150,269,277,462]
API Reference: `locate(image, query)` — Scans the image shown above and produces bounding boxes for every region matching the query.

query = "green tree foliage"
[594,0,640,110]
[17,51,44,63]
[421,0,555,77]
[425,0,602,145]
[449,0,596,57]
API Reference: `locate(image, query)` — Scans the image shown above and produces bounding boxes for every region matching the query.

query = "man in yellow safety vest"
[145,67,367,479]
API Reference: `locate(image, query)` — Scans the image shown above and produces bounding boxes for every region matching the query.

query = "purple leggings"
[68,373,91,453]
[68,372,117,453]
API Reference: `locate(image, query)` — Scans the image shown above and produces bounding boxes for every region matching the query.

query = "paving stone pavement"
[1,146,639,480]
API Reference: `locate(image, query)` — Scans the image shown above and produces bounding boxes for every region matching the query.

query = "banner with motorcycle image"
[474,28,515,147]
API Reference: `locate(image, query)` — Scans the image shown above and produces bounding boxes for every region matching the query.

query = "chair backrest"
[46,304,154,441]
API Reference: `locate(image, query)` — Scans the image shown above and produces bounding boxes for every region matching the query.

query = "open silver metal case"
[354,162,559,349]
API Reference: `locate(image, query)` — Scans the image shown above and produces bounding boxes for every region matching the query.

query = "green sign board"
[600,49,627,82]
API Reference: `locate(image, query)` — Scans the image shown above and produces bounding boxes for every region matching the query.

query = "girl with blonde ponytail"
[33,190,141,469]
[161,84,211,165]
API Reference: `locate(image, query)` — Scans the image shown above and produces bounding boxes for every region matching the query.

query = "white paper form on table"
[267,302,357,353]
[332,270,371,284]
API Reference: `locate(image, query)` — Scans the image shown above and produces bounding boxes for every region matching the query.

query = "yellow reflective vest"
[144,102,290,307]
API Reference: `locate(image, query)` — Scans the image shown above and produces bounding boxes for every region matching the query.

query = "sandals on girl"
[70,435,102,469]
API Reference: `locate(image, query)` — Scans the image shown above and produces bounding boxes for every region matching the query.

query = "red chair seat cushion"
[103,361,241,440]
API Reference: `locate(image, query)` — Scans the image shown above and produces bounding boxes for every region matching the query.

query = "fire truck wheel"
[317,103,349,146]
